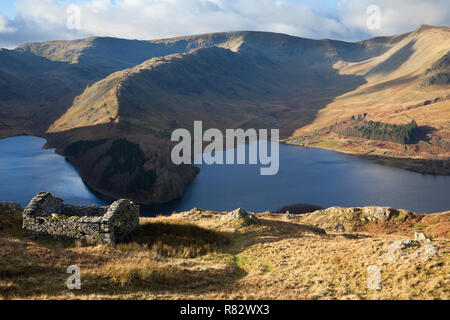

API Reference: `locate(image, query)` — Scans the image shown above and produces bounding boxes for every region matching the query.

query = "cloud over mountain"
[0,0,449,48]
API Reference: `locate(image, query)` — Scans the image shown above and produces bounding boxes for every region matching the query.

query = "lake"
[0,136,108,208]
[1,136,449,214]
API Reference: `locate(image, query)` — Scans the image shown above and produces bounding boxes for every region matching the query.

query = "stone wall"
[22,192,140,246]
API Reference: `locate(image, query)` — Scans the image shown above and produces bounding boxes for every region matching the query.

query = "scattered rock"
[222,208,260,224]
[284,211,295,220]
[382,239,441,262]
[324,207,342,215]
[388,240,420,253]
[367,265,382,291]
[382,240,420,262]
[362,207,397,221]
[346,208,361,214]
[423,244,440,257]
[414,232,430,241]
[335,223,345,232]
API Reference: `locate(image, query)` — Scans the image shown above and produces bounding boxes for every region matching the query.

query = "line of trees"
[336,119,418,144]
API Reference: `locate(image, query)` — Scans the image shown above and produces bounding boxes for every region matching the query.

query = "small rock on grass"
[222,208,260,224]
[423,244,440,257]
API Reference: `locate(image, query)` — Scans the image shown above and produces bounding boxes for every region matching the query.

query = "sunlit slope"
[3,33,247,138]
[292,25,449,163]
[294,25,449,134]
[47,31,407,136]
[7,30,409,138]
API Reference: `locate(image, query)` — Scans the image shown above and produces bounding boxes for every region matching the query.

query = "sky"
[0,0,448,48]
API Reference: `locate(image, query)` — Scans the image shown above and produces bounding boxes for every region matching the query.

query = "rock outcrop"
[283,211,295,220]
[381,239,441,262]
[414,232,430,241]
[22,192,140,246]
[300,206,417,232]
[221,208,260,224]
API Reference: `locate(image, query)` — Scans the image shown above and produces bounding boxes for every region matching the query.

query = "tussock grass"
[0,208,448,300]
[121,218,230,258]
[0,211,22,238]
[102,254,177,287]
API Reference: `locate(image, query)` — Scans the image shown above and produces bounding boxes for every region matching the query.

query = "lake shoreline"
[1,135,450,214]
[284,140,450,176]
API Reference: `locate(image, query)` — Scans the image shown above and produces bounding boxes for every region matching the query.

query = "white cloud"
[0,0,448,48]
[0,13,16,34]
[336,0,450,38]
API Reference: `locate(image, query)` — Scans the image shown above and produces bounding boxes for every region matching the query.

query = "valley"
[288,25,450,174]
[0,25,449,205]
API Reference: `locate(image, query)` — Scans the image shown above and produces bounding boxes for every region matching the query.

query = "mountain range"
[0,25,448,204]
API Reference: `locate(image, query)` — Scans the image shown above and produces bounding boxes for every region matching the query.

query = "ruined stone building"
[22,192,140,246]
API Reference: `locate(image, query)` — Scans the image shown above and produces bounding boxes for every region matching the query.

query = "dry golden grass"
[0,208,448,300]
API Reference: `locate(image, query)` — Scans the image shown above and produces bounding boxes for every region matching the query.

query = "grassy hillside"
[289,25,450,169]
[1,204,448,300]
[16,30,407,138]
[48,31,399,137]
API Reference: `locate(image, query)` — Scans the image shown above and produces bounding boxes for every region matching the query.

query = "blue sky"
[0,0,341,17]
[0,0,448,48]
[0,2,15,18]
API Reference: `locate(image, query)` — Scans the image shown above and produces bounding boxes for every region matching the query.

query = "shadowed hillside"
[44,30,410,138]
[47,45,367,137]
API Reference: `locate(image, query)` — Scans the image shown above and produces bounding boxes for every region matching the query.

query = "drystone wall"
[22,192,140,246]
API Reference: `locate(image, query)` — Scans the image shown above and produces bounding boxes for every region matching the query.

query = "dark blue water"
[1,136,449,214]
[0,136,108,207]
[154,140,450,214]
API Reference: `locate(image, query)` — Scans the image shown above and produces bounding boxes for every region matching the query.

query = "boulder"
[414,232,430,241]
[381,240,420,262]
[335,223,345,232]
[366,265,382,291]
[222,208,260,224]
[362,207,397,221]
[283,211,295,220]
[387,240,420,254]
[423,244,440,257]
